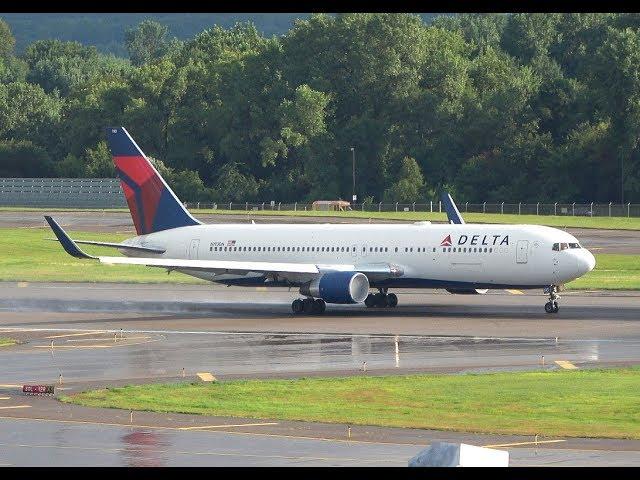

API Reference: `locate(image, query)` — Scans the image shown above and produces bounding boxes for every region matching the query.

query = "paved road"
[3,210,639,253]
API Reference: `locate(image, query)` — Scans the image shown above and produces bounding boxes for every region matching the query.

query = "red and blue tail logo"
[106,127,200,235]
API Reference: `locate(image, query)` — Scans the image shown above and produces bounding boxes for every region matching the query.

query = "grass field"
[62,367,640,439]
[568,254,640,290]
[0,227,204,284]
[0,227,637,289]
[0,337,16,347]
[3,206,640,230]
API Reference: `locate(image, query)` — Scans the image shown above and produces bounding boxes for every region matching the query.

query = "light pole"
[621,154,624,204]
[350,147,356,204]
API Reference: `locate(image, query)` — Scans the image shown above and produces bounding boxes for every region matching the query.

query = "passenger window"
[385,247,388,252]
[453,248,456,252]
[432,248,436,252]
[395,247,398,252]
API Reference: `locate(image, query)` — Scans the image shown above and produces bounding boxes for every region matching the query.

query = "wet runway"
[4,210,639,254]
[1,282,640,386]
[1,282,640,466]
[1,414,638,467]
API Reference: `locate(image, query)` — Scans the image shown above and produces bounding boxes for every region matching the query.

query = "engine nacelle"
[445,288,489,295]
[300,271,369,304]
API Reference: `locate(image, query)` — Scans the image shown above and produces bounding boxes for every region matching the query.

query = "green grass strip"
[62,367,640,439]
[0,337,17,347]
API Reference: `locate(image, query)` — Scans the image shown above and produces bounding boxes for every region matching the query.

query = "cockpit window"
[560,243,568,250]
[552,243,559,251]
[569,243,581,249]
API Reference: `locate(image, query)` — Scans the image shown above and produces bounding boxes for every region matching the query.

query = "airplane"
[45,126,596,315]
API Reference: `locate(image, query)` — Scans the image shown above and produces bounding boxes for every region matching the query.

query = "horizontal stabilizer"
[46,238,165,254]
[44,216,96,259]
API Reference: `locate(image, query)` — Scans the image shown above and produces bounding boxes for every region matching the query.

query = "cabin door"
[189,239,200,260]
[516,240,528,264]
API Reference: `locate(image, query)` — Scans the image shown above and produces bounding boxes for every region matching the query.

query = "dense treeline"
[1,13,640,203]
[0,13,309,56]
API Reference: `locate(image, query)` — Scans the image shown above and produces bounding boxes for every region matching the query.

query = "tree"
[0,82,62,148]
[24,40,130,96]
[501,14,561,63]
[84,141,115,177]
[0,18,15,59]
[383,157,426,202]
[587,27,640,202]
[125,20,170,66]
[213,162,260,201]
[0,140,53,177]
[432,13,507,54]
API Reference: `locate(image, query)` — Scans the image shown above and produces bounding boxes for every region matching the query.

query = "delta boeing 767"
[46,127,595,315]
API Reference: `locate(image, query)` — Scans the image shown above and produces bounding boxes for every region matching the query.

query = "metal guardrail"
[1,178,637,217]
[0,178,126,208]
[182,201,639,218]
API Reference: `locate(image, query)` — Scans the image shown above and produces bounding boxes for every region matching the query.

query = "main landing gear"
[365,289,398,308]
[292,297,326,315]
[544,285,560,314]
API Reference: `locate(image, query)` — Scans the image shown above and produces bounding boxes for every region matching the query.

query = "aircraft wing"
[96,255,320,274]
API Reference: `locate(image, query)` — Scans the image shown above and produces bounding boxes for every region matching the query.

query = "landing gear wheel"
[375,293,388,308]
[365,294,376,308]
[302,298,315,314]
[313,298,326,314]
[544,285,561,314]
[387,293,398,308]
[292,298,303,314]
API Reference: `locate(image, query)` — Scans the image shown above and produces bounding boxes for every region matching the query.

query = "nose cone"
[582,250,596,274]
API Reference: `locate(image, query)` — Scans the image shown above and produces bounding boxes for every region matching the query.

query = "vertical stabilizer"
[106,127,201,235]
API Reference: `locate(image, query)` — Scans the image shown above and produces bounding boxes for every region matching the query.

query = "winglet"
[441,192,465,224]
[44,216,96,259]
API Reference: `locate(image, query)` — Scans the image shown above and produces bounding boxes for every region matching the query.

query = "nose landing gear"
[544,285,560,314]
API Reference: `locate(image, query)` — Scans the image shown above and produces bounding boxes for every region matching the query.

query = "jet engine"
[300,271,369,304]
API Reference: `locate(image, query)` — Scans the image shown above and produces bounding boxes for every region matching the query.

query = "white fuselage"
[121,222,596,291]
